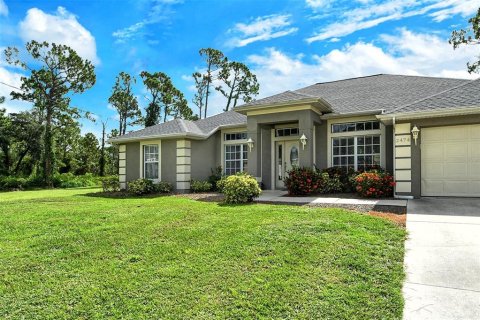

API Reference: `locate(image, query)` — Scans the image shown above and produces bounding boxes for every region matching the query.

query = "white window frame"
[224,144,248,175]
[331,135,381,170]
[327,116,385,169]
[139,140,161,182]
[221,128,248,175]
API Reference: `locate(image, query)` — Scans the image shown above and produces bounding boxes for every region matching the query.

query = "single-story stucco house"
[110,74,480,198]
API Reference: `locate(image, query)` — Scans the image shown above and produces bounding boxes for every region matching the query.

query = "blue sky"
[0,0,478,136]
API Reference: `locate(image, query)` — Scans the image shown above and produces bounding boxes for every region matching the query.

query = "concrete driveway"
[403,198,480,320]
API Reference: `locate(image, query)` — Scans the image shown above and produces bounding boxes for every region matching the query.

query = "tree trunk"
[43,108,54,187]
[225,77,237,111]
[13,148,29,174]
[1,144,10,174]
[99,122,106,176]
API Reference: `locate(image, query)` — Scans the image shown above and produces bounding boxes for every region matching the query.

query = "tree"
[109,72,141,135]
[141,71,168,126]
[99,120,107,176]
[450,8,480,73]
[216,61,259,111]
[0,106,12,175]
[192,72,207,119]
[195,48,225,118]
[74,133,99,175]
[141,71,194,124]
[4,41,96,186]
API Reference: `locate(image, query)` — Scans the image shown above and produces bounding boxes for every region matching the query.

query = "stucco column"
[298,116,315,168]
[247,118,261,178]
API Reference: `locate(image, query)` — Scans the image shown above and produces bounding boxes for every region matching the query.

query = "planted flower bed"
[284,166,395,198]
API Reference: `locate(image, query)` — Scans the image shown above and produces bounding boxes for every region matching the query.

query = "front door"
[275,140,300,189]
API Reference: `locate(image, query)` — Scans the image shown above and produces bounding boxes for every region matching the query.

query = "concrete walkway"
[403,198,480,320]
[256,190,407,212]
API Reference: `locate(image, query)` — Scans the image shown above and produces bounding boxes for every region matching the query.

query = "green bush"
[155,181,173,193]
[101,176,120,192]
[319,172,343,194]
[208,166,224,191]
[219,173,261,204]
[190,180,212,193]
[127,179,157,195]
[320,167,358,193]
[52,173,101,188]
[0,176,27,190]
[127,179,173,195]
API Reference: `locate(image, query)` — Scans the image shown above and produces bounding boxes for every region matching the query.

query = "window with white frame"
[332,135,380,170]
[224,132,247,141]
[143,145,159,180]
[331,121,380,133]
[224,144,248,175]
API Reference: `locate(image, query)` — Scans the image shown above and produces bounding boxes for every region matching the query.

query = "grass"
[0,188,406,319]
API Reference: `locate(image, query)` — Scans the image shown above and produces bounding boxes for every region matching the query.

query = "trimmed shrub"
[101,176,120,192]
[284,167,322,195]
[319,172,343,194]
[321,167,358,193]
[208,166,224,191]
[155,181,173,193]
[128,179,157,195]
[354,171,395,198]
[219,173,261,204]
[190,180,212,193]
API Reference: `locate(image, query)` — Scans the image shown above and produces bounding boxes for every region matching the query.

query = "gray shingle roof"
[110,110,246,142]
[237,74,471,114]
[387,78,480,114]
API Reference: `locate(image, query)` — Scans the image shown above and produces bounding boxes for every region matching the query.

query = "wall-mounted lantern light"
[246,138,254,152]
[300,134,307,150]
[411,125,420,146]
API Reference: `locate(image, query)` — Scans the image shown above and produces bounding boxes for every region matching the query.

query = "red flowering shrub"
[354,171,395,198]
[284,167,322,195]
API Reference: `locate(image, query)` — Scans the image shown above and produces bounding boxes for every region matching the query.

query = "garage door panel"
[423,144,443,159]
[422,180,445,195]
[421,124,480,197]
[444,163,468,178]
[444,181,471,195]
[445,143,467,158]
[423,163,444,178]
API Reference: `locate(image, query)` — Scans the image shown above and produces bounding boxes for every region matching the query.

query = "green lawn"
[0,188,405,319]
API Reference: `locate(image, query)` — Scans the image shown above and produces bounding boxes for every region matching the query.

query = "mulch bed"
[368,211,406,227]
[174,192,225,202]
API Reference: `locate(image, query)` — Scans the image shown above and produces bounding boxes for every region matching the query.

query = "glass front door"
[275,140,300,189]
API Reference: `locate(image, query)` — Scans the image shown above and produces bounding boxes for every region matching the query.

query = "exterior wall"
[161,140,176,185]
[315,122,328,169]
[125,141,140,183]
[176,139,191,192]
[385,124,394,174]
[191,132,221,181]
[398,115,480,198]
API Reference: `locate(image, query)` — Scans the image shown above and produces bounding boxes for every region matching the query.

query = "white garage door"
[421,124,480,197]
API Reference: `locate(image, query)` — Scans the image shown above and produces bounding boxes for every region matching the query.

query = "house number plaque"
[395,136,411,146]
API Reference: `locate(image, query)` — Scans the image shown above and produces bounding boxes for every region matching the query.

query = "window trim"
[221,128,248,175]
[224,143,248,175]
[139,140,161,182]
[327,116,385,169]
[331,135,381,170]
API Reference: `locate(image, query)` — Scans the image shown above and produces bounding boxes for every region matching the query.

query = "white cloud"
[0,0,8,16]
[226,14,298,48]
[248,29,478,99]
[19,7,100,65]
[112,0,182,43]
[429,0,479,22]
[305,0,331,10]
[306,0,478,43]
[0,67,31,113]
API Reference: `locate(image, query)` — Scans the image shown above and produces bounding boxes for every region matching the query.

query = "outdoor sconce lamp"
[300,134,307,150]
[411,125,420,146]
[247,138,254,152]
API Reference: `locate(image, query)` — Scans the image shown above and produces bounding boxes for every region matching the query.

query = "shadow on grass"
[81,191,172,199]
